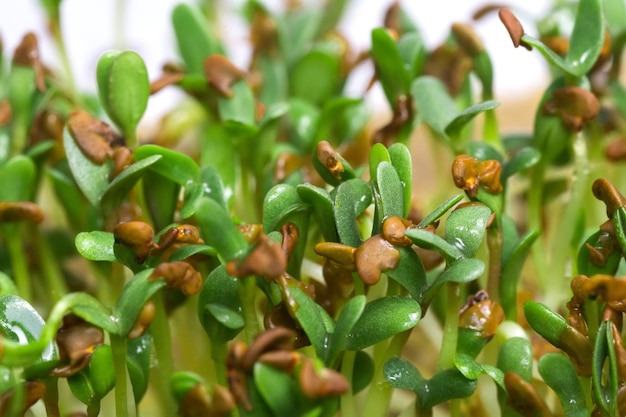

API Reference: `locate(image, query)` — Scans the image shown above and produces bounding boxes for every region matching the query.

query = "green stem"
[151,292,176,416]
[340,350,357,417]
[35,227,68,299]
[486,219,502,302]
[87,403,101,417]
[111,334,135,417]
[43,379,60,417]
[363,330,412,417]
[483,109,501,151]
[528,163,550,295]
[438,282,461,370]
[238,276,259,344]
[49,17,81,106]
[211,339,228,386]
[546,132,588,309]
[5,225,31,301]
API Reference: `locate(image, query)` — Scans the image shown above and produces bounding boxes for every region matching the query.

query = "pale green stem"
[238,276,259,344]
[5,226,31,301]
[486,219,502,303]
[528,163,550,294]
[35,228,68,299]
[111,334,135,417]
[49,17,81,106]
[546,132,588,309]
[340,350,357,417]
[438,282,461,370]
[151,292,176,416]
[363,330,412,417]
[483,109,501,152]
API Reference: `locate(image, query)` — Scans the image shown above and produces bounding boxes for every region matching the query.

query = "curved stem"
[5,225,31,301]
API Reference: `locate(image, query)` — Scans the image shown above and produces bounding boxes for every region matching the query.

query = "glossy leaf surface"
[444,204,491,258]
[566,0,604,76]
[75,231,116,262]
[346,296,420,351]
[538,353,587,417]
[197,265,243,343]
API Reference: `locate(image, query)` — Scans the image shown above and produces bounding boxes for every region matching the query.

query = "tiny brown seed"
[451,155,503,198]
[0,99,11,126]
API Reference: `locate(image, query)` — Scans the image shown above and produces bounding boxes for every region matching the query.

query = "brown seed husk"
[503,372,552,417]
[113,221,155,262]
[543,87,600,132]
[52,314,104,377]
[382,216,413,246]
[0,202,44,223]
[13,32,46,91]
[67,109,115,164]
[355,234,400,285]
[316,141,344,179]
[299,358,349,399]
[451,154,503,197]
[203,55,246,97]
[458,290,504,338]
[226,233,287,281]
[314,242,356,269]
[498,9,531,51]
[451,23,484,55]
[592,178,626,217]
[241,327,296,372]
[0,380,46,416]
[128,300,156,339]
[150,261,202,296]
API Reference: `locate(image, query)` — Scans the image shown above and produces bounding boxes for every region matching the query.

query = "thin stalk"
[35,227,68,299]
[363,330,412,417]
[111,334,135,417]
[48,17,81,106]
[483,109,501,152]
[151,292,176,416]
[238,276,259,344]
[546,132,588,309]
[340,350,357,417]
[87,403,101,417]
[528,163,550,294]
[6,375,24,417]
[43,379,60,417]
[486,219,502,302]
[211,339,228,386]
[438,282,461,370]
[5,225,31,301]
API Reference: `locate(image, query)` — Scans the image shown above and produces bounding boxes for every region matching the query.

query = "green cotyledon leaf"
[538,353,587,417]
[565,0,604,77]
[346,296,420,351]
[97,51,150,139]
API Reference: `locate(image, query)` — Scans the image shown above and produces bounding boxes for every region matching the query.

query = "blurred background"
[0,0,552,132]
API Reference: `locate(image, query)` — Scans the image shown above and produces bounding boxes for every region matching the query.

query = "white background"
[0,0,551,126]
